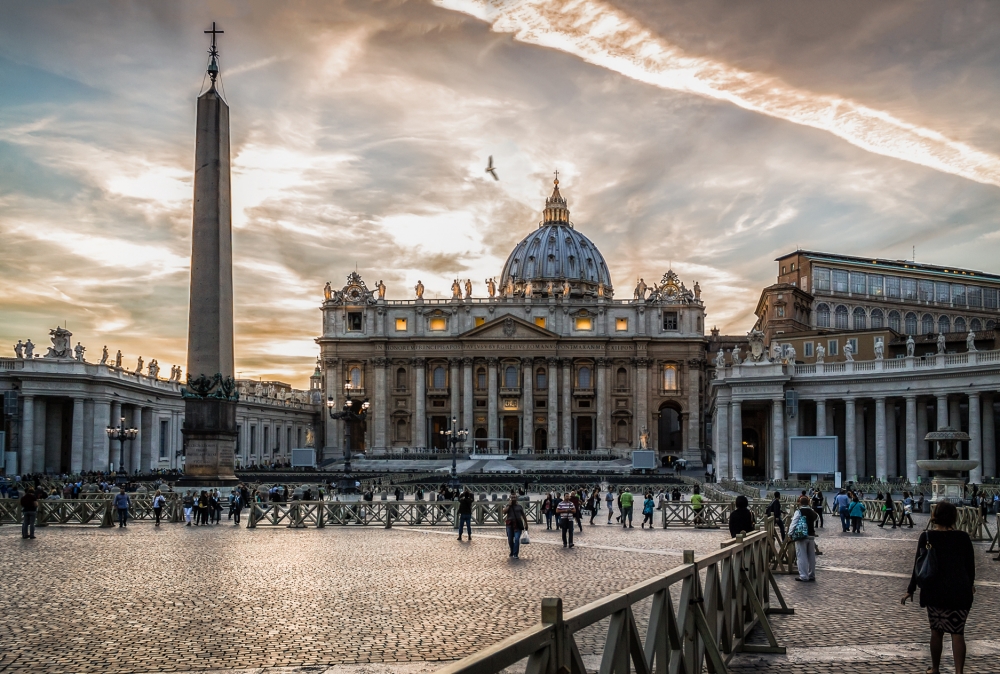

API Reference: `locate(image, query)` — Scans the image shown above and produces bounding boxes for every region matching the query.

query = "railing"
[925,504,994,542]
[989,515,1000,557]
[246,500,543,528]
[434,523,791,674]
[0,494,182,527]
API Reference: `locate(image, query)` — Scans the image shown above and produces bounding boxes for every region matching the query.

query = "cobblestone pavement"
[1,513,998,674]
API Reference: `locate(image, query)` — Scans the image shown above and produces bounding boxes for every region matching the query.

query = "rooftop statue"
[906,335,915,357]
[937,332,946,354]
[44,327,74,359]
[451,279,462,299]
[464,279,472,299]
[74,342,86,362]
[24,339,34,358]
[485,277,496,298]
[844,342,854,362]
[415,280,424,299]
[967,331,977,353]
[377,279,386,299]
[816,344,825,363]
[13,340,23,359]
[101,345,109,364]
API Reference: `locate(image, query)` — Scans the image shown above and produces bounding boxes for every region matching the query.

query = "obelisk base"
[178,398,239,486]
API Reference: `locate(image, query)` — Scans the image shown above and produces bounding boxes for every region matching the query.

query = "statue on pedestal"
[638,426,649,449]
[693,281,701,300]
[714,349,725,368]
[524,280,533,298]
[24,339,34,358]
[844,342,854,362]
[464,279,472,299]
[451,279,462,299]
[816,344,825,363]
[597,282,605,297]
[415,280,424,299]
[377,279,386,299]
[135,356,144,375]
[967,331,977,352]
[115,350,122,369]
[634,278,647,300]
[937,332,946,354]
[74,342,86,362]
[731,345,741,365]
[874,340,884,360]
[100,345,109,364]
[44,327,74,359]
[485,277,496,298]
[324,282,333,301]
[906,335,915,357]
[148,359,160,379]
[546,280,554,296]
[785,345,796,364]
[562,280,571,297]
[13,340,23,359]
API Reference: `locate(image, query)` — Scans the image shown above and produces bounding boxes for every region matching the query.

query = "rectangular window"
[250,426,256,454]
[263,427,270,455]
[886,276,901,299]
[429,317,447,331]
[615,317,628,331]
[814,267,831,291]
[986,288,999,309]
[804,342,814,357]
[534,316,546,329]
[347,312,363,331]
[902,278,917,300]
[776,306,785,317]
[474,316,486,327]
[967,286,982,308]
[868,275,884,297]
[395,317,407,331]
[574,317,593,331]
[159,419,169,459]
[850,272,867,295]
[952,284,966,306]
[662,365,678,391]
[663,312,678,331]
[832,270,849,293]
[935,282,950,303]
[847,338,858,354]
[535,399,546,408]
[918,280,933,302]
[827,340,839,356]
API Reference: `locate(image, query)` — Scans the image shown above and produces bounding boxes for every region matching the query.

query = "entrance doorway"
[430,416,449,450]
[474,427,487,450]
[742,428,763,479]
[534,427,547,453]
[575,416,593,452]
[657,405,681,460]
[502,416,520,450]
[347,419,366,453]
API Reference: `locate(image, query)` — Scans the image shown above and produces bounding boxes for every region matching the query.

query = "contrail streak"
[434,0,1000,188]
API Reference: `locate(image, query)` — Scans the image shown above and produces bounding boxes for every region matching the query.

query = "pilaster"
[487,358,498,449]
[969,392,982,483]
[414,357,427,449]
[771,398,784,480]
[844,398,857,482]
[521,358,533,451]
[71,397,84,474]
[546,357,558,453]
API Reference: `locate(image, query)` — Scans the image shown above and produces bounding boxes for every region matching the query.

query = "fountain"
[916,427,976,504]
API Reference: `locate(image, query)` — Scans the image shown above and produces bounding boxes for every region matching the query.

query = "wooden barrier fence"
[0,495,182,527]
[245,500,544,528]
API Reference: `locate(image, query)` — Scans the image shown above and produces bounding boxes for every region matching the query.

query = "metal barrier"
[924,504,993,542]
[433,524,792,674]
[245,500,543,528]
[0,495,182,527]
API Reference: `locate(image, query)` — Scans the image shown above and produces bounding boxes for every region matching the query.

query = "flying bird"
[485,155,499,181]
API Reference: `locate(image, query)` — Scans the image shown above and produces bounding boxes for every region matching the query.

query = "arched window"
[616,367,628,389]
[888,310,901,332]
[954,317,967,334]
[476,368,486,390]
[835,305,849,330]
[616,419,629,443]
[905,312,917,335]
[350,366,362,389]
[971,318,982,332]
[433,366,446,389]
[662,364,677,391]
[987,319,996,330]
[938,315,950,334]
[504,366,518,388]
[816,303,830,328]
[395,367,406,389]
[870,309,884,329]
[578,366,592,389]
[535,367,547,390]
[921,314,934,334]
[852,307,867,330]
[395,419,407,442]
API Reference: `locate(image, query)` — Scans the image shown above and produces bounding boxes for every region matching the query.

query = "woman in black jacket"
[728,495,755,538]
[901,501,975,674]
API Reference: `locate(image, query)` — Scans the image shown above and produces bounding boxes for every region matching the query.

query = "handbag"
[914,537,938,589]
[519,530,530,545]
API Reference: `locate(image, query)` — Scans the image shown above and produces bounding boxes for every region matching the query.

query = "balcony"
[499,386,521,396]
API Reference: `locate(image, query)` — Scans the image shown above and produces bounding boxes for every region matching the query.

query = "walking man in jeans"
[114,488,131,528]
[457,488,474,541]
[20,486,38,539]
[557,492,576,548]
[832,488,851,532]
[620,488,634,528]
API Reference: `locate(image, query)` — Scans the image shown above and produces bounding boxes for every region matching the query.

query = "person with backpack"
[620,488,634,528]
[766,492,785,539]
[902,501,976,674]
[641,492,655,529]
[152,490,166,526]
[789,496,818,582]
[114,488,131,528]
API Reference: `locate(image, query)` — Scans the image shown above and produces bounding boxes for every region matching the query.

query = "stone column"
[905,396,918,483]
[20,395,34,476]
[917,399,929,478]
[949,397,962,431]
[462,358,474,450]
[487,358,498,450]
[324,359,340,460]
[969,392,982,483]
[595,358,607,451]
[815,399,827,436]
[635,358,649,448]
[546,357,558,453]
[71,397,85,474]
[140,407,154,473]
[110,401,122,471]
[716,401,730,479]
[983,394,996,478]
[522,358,533,451]
[887,401,898,478]
[561,359,572,451]
[845,399,857,482]
[687,365,701,461]
[856,402,868,480]
[936,395,949,430]
[450,358,462,440]
[875,398,887,480]
[374,358,388,453]
[92,399,111,472]
[772,398,785,480]
[82,400,94,471]
[730,401,743,481]
[414,358,427,449]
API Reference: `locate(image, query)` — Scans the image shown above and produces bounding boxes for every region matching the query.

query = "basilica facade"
[316,180,710,466]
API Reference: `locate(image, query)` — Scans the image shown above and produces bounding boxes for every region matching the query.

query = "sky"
[2,1,1000,388]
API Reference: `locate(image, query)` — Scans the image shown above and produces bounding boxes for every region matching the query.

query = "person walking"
[502,494,527,559]
[457,487,474,541]
[901,501,976,674]
[152,490,166,526]
[728,494,755,538]
[848,493,865,533]
[542,493,554,530]
[641,492,655,529]
[766,492,785,539]
[811,490,825,528]
[901,491,916,528]
[231,489,243,525]
[789,496,819,581]
[571,490,583,532]
[620,488,634,528]
[20,486,38,539]
[556,492,576,548]
[183,490,194,526]
[833,489,851,532]
[690,486,704,527]
[114,488,130,528]
[605,488,615,524]
[586,490,599,525]
[878,491,898,529]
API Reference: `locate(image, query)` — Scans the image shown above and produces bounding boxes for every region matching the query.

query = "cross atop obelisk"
[204,22,223,84]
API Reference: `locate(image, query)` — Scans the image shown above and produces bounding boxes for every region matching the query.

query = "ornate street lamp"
[326,381,369,495]
[440,416,469,491]
[106,416,138,483]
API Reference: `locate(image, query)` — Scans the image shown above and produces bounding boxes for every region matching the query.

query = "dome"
[499,179,613,297]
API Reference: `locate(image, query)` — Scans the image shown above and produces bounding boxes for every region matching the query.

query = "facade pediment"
[460,315,558,340]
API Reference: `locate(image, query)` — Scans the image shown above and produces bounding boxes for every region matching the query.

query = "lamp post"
[440,416,469,491]
[326,381,369,496]
[106,416,139,483]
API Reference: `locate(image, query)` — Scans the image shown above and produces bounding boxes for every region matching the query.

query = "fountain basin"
[916,460,979,473]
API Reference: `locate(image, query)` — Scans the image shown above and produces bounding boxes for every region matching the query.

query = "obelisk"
[180,23,238,485]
